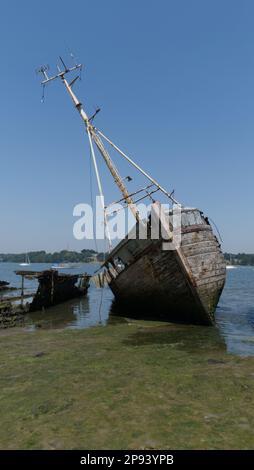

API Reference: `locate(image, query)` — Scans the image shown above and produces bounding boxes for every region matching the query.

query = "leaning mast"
[37,57,179,249]
[38,59,140,225]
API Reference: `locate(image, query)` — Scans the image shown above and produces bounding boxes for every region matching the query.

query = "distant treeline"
[1,250,253,266]
[224,253,254,266]
[0,250,106,264]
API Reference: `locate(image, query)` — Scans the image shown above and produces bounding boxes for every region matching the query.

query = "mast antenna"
[36,64,50,81]
[36,56,83,85]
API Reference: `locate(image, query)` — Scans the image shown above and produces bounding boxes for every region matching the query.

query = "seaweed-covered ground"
[0,320,254,449]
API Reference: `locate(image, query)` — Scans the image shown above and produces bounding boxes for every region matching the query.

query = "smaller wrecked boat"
[0,270,90,328]
[15,269,90,312]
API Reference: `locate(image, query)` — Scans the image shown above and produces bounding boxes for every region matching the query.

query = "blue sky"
[0,0,253,253]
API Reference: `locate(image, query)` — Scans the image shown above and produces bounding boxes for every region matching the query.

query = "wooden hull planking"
[104,208,226,325]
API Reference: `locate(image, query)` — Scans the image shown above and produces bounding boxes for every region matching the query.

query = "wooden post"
[21,275,24,307]
[51,272,54,304]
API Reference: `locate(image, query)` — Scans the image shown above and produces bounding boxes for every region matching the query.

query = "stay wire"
[89,142,104,325]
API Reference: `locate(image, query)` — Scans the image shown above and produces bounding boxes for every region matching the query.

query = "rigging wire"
[89,140,104,325]
[98,236,107,326]
[207,217,223,244]
[41,84,45,103]
[89,143,98,254]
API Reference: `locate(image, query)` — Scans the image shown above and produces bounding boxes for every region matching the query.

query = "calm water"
[216,266,254,356]
[0,262,254,357]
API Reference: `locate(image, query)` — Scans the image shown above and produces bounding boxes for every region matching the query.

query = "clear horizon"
[1,0,253,253]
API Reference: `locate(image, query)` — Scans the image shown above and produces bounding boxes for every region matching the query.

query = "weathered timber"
[15,270,90,312]
[2,293,34,302]
[104,205,226,326]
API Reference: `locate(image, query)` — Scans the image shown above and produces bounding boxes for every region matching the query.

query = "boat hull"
[105,208,226,325]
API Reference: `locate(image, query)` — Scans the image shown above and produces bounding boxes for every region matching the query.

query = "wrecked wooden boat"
[104,206,225,325]
[15,270,90,312]
[0,270,90,328]
[38,57,226,325]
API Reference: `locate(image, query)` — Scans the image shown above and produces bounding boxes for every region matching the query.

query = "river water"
[0,263,254,357]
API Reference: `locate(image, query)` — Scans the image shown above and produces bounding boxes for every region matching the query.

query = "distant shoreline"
[0,251,253,266]
[0,250,106,264]
[224,253,254,266]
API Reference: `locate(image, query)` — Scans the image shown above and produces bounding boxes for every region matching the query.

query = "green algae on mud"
[0,320,254,450]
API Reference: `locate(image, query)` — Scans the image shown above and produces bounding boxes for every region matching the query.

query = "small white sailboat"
[51,262,81,270]
[20,253,31,267]
[226,255,237,270]
[51,263,66,270]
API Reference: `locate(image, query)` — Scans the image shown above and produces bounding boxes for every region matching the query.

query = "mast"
[60,75,140,222]
[59,75,114,248]
[37,57,179,238]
